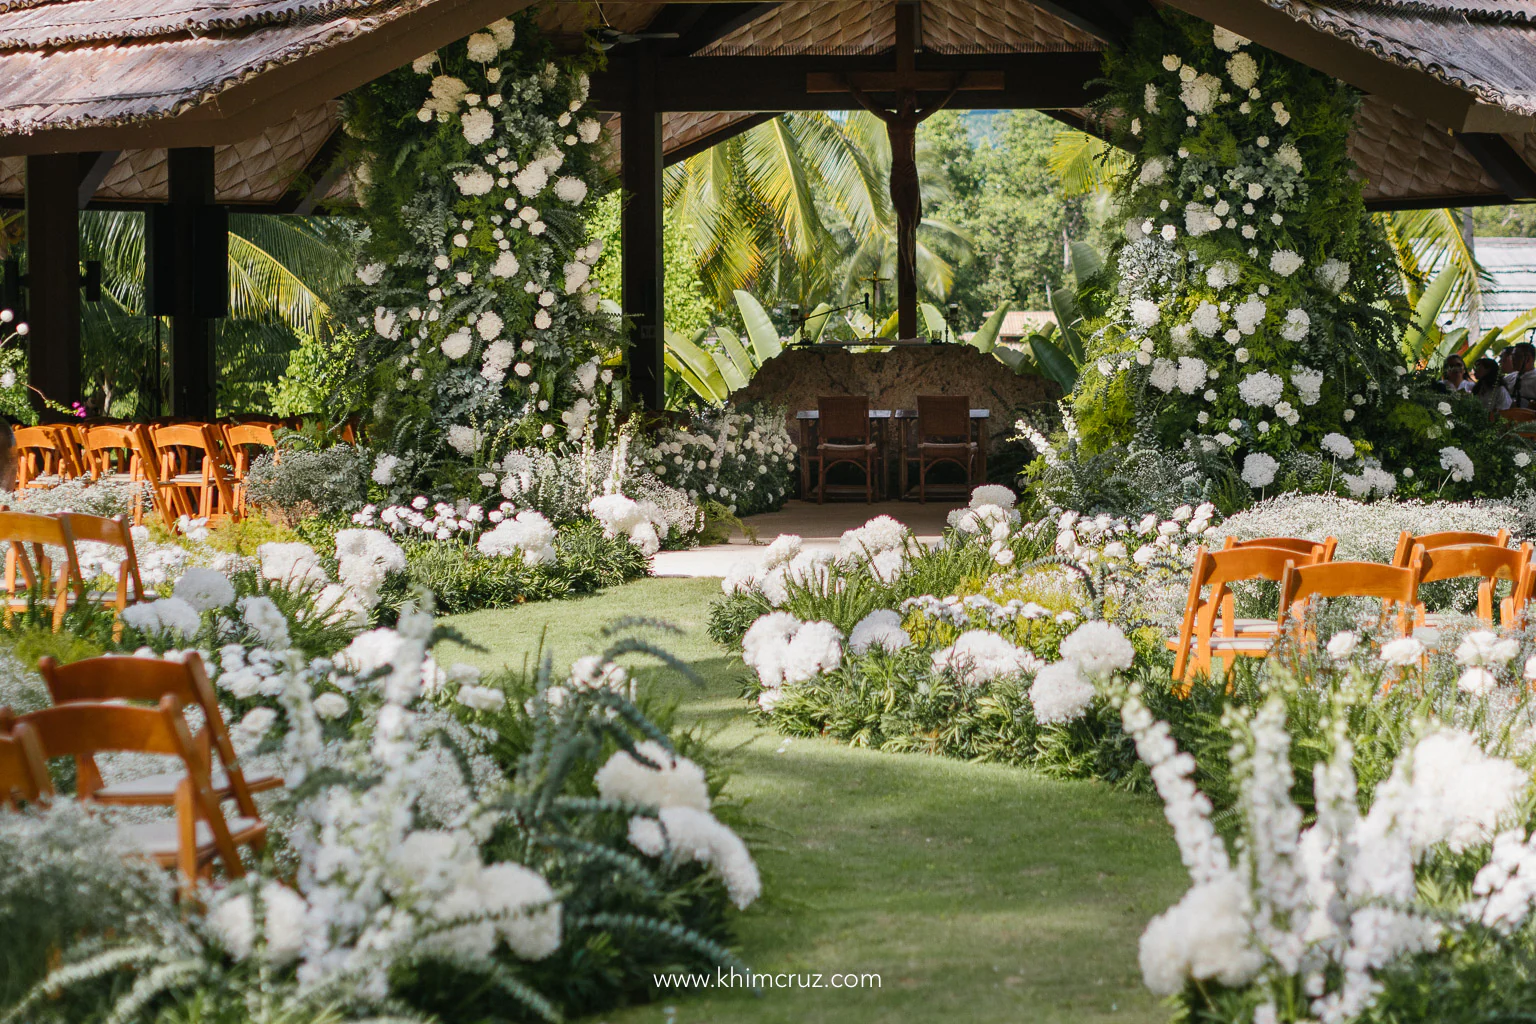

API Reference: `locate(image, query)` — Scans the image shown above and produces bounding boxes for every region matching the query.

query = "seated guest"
[1440,354,1473,392]
[1505,342,1536,409]
[1501,346,1517,376]
[1474,356,1513,414]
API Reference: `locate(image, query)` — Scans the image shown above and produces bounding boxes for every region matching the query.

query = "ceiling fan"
[591,3,680,50]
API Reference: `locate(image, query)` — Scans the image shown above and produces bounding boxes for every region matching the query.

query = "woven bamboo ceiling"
[0,0,1531,210]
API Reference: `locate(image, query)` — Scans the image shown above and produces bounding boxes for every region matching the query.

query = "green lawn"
[439,578,1186,1024]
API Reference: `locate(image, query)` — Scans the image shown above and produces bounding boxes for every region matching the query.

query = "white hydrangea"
[1280,307,1310,342]
[1237,371,1285,408]
[1176,356,1209,394]
[122,597,202,640]
[511,163,548,198]
[447,425,483,456]
[1226,52,1259,90]
[453,167,494,196]
[553,176,588,204]
[1213,26,1249,51]
[1190,301,1222,338]
[1058,621,1135,678]
[460,108,495,146]
[1149,357,1178,393]
[1274,141,1303,173]
[441,329,473,360]
[1139,157,1167,186]
[1130,298,1161,328]
[173,567,235,613]
[1439,446,1475,482]
[1206,260,1240,290]
[1242,453,1278,489]
[1291,365,1323,406]
[490,251,520,278]
[1029,660,1095,725]
[1269,250,1304,277]
[1234,295,1267,335]
[1180,72,1222,115]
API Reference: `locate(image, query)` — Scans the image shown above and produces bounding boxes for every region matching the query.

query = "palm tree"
[76,211,351,416]
[663,110,971,313]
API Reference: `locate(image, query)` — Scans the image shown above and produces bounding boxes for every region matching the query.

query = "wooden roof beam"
[1026,0,1157,47]
[590,52,1103,112]
[645,3,780,55]
[1457,133,1536,202]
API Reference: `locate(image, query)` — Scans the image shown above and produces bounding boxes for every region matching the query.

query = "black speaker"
[143,203,228,318]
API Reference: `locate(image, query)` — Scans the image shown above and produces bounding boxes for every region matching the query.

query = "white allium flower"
[1241,453,1278,489]
[1439,446,1474,482]
[1321,433,1355,460]
[1269,250,1304,277]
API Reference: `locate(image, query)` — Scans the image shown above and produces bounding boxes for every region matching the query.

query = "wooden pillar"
[24,154,84,418]
[621,50,666,411]
[153,148,225,419]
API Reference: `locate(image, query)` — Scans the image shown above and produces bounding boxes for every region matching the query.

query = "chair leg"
[919,457,926,504]
[818,460,826,505]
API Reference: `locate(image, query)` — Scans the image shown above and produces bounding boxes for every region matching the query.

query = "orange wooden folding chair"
[1391,529,1510,566]
[1278,550,1425,642]
[148,423,234,522]
[1168,544,1333,683]
[17,696,265,889]
[222,422,278,518]
[0,717,51,807]
[51,513,147,621]
[0,511,86,630]
[1415,542,1533,628]
[12,425,74,491]
[38,651,281,814]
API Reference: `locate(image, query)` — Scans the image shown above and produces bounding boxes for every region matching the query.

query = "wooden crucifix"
[808,1,1002,341]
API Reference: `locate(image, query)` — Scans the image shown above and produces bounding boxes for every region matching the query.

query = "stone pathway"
[652,499,962,577]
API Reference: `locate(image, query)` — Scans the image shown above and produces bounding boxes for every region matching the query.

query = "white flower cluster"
[741,611,844,710]
[641,406,794,515]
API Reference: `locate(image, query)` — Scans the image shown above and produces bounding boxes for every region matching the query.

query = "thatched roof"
[0,0,1532,210]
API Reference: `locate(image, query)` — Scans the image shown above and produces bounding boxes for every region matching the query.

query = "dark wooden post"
[24,153,84,418]
[156,148,225,419]
[621,49,666,411]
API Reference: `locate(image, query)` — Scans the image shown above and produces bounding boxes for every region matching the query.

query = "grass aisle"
[439,578,1186,1024]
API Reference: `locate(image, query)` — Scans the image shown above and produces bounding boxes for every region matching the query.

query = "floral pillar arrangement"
[1068,13,1520,499]
[339,16,621,498]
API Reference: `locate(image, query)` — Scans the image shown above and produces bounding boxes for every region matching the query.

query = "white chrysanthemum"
[1379,636,1425,666]
[931,630,1040,687]
[454,166,494,195]
[970,484,1018,511]
[122,597,202,640]
[1129,298,1161,328]
[476,510,556,565]
[460,107,495,146]
[1269,250,1304,277]
[1139,870,1262,995]
[848,609,911,655]
[372,453,399,486]
[839,515,908,557]
[258,541,328,588]
[1029,660,1095,725]
[1241,453,1278,489]
[1320,433,1355,460]
[628,805,761,908]
[1233,295,1267,335]
[1279,307,1310,342]
[441,329,473,360]
[578,118,601,143]
[1237,371,1285,408]
[1439,446,1475,482]
[173,567,234,613]
[1058,621,1135,678]
[596,740,710,811]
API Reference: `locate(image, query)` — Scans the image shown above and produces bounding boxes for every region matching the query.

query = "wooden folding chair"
[17,696,265,888]
[0,717,51,808]
[1168,544,1331,683]
[813,396,881,504]
[222,423,278,519]
[1415,542,1533,628]
[148,423,234,522]
[0,511,86,630]
[1278,551,1425,642]
[38,651,281,814]
[1391,529,1510,566]
[52,513,147,622]
[12,425,75,491]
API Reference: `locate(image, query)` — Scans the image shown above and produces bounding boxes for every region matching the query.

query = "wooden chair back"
[916,395,970,441]
[1417,542,1532,625]
[149,423,233,521]
[1392,528,1510,566]
[0,511,85,629]
[1278,551,1424,637]
[1222,535,1339,561]
[1172,544,1329,681]
[0,718,51,807]
[37,652,262,817]
[80,424,144,479]
[818,396,870,443]
[52,513,146,612]
[17,696,245,882]
[12,425,67,489]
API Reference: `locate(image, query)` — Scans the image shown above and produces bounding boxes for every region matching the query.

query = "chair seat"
[94,472,137,485]
[1205,636,1275,653]
[94,768,283,804]
[819,442,876,452]
[116,815,266,861]
[165,474,204,486]
[919,441,977,451]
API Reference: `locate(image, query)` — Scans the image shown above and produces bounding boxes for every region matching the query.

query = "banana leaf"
[1465,325,1505,364]
[665,328,729,400]
[919,302,951,341]
[1404,265,1457,363]
[665,350,726,404]
[969,306,1010,354]
[1028,333,1079,390]
[1069,241,1103,289]
[733,289,783,361]
[712,325,754,391]
[992,345,1035,374]
[1047,283,1085,364]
